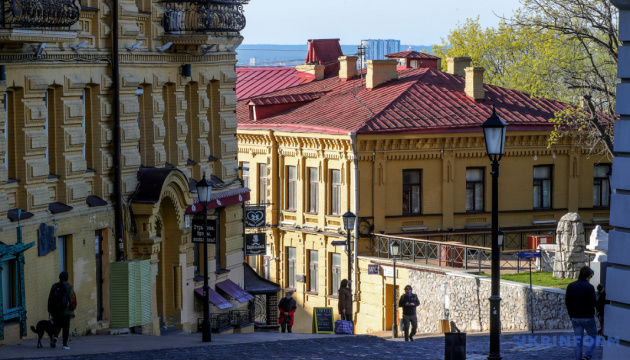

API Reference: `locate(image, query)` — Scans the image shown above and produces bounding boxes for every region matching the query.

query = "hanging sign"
[244,206,266,228]
[244,233,267,256]
[192,218,216,244]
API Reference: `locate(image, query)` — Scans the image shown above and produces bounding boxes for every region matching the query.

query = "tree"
[433,0,618,157]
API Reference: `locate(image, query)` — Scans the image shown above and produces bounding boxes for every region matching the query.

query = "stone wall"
[407,269,571,333]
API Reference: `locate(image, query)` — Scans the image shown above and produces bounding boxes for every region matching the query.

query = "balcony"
[0,0,80,42]
[161,0,249,44]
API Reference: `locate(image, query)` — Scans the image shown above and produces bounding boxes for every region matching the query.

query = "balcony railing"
[1,0,80,29]
[161,0,248,35]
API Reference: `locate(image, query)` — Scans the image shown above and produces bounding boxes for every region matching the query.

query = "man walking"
[398,285,419,342]
[565,266,597,360]
[47,271,76,349]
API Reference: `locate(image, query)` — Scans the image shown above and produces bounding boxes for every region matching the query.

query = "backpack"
[49,282,69,315]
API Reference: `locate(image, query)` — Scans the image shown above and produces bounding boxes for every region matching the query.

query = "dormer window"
[249,103,256,121]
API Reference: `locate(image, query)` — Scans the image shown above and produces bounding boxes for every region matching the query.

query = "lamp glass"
[342,211,356,230]
[481,108,507,156]
[497,230,504,246]
[390,241,400,256]
[196,176,213,204]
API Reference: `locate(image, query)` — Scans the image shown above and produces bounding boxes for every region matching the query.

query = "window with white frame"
[308,167,318,213]
[533,165,552,209]
[331,169,341,215]
[258,163,267,204]
[287,166,297,210]
[263,256,270,280]
[402,170,421,215]
[593,164,611,208]
[331,253,341,295]
[308,250,318,293]
[1,258,16,312]
[287,247,296,289]
[466,168,484,212]
[58,236,68,274]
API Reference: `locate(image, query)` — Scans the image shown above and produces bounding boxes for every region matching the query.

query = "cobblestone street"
[1,331,606,360]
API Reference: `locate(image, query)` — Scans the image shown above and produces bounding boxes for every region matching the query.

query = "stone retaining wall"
[407,269,571,333]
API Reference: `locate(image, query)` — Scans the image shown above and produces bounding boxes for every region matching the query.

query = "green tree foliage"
[433,0,618,157]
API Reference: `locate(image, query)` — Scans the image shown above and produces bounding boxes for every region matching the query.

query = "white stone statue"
[586,225,608,262]
[553,213,586,279]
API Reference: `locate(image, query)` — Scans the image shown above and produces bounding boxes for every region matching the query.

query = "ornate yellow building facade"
[237,55,610,334]
[0,0,252,342]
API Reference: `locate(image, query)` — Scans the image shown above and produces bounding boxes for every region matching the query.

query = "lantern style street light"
[342,210,357,290]
[196,175,213,342]
[481,106,507,360]
[390,240,400,338]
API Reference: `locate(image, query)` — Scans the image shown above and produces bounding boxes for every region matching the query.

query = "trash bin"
[445,332,466,360]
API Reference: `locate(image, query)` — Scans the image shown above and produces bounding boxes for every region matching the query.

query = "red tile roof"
[237,68,570,135]
[248,91,329,106]
[386,51,440,60]
[236,67,316,100]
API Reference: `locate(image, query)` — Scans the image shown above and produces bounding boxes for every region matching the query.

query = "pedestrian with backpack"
[47,271,77,349]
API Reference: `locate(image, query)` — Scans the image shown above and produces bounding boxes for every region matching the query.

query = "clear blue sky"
[241,0,523,45]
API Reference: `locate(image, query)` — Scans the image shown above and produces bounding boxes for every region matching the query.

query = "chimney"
[296,64,325,80]
[464,66,485,101]
[446,57,472,77]
[339,56,358,81]
[366,60,398,89]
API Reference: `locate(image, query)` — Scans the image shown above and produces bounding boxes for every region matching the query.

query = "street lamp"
[196,175,213,342]
[481,106,507,360]
[390,240,400,338]
[342,210,357,291]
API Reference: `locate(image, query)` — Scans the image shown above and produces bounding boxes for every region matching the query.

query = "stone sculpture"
[553,213,586,279]
[586,225,609,286]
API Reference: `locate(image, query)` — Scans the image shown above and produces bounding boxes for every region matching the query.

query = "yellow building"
[237,52,610,334]
[0,0,254,343]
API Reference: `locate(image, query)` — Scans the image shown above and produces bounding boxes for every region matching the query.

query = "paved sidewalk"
[0,330,606,360]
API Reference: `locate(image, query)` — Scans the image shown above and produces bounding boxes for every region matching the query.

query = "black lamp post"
[342,210,357,291]
[196,176,213,342]
[390,240,400,338]
[481,106,507,360]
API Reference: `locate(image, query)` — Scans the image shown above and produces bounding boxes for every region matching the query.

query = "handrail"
[1,0,80,29]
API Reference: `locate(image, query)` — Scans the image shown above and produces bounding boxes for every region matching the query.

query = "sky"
[241,0,523,45]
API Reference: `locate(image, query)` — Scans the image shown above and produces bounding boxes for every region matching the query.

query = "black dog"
[30,320,55,348]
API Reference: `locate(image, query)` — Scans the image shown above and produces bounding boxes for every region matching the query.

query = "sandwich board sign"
[312,307,334,334]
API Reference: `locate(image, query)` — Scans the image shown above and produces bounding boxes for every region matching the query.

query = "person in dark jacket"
[278,290,297,333]
[47,271,75,350]
[398,285,420,342]
[565,266,597,360]
[338,279,352,322]
[595,284,609,335]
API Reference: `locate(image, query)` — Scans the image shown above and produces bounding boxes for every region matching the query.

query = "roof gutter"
[349,132,359,306]
[112,0,124,261]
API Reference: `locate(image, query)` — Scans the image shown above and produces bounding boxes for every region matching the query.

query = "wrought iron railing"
[1,0,80,29]
[161,0,248,34]
[210,313,231,332]
[229,309,251,327]
[372,234,596,274]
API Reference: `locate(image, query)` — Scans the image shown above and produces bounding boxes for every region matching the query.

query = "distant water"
[236,44,435,67]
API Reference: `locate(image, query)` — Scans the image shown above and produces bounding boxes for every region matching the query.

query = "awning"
[216,279,254,303]
[185,187,250,213]
[243,262,281,295]
[194,287,233,309]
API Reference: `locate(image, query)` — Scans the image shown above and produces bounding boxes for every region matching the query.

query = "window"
[593,164,611,207]
[287,247,296,289]
[263,256,270,280]
[331,253,341,295]
[44,90,50,165]
[308,250,318,293]
[258,163,267,204]
[1,259,16,312]
[193,243,200,277]
[57,236,67,274]
[331,169,341,215]
[466,168,484,211]
[3,92,7,171]
[287,166,297,210]
[308,167,318,213]
[533,166,552,209]
[241,162,250,189]
[135,87,143,154]
[402,170,421,215]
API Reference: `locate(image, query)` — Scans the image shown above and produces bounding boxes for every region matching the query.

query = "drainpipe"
[112,0,124,261]
[349,132,359,299]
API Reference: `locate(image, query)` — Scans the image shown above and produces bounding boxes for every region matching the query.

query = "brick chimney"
[464,66,485,101]
[366,60,398,89]
[296,64,325,80]
[339,56,358,81]
[446,57,472,77]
